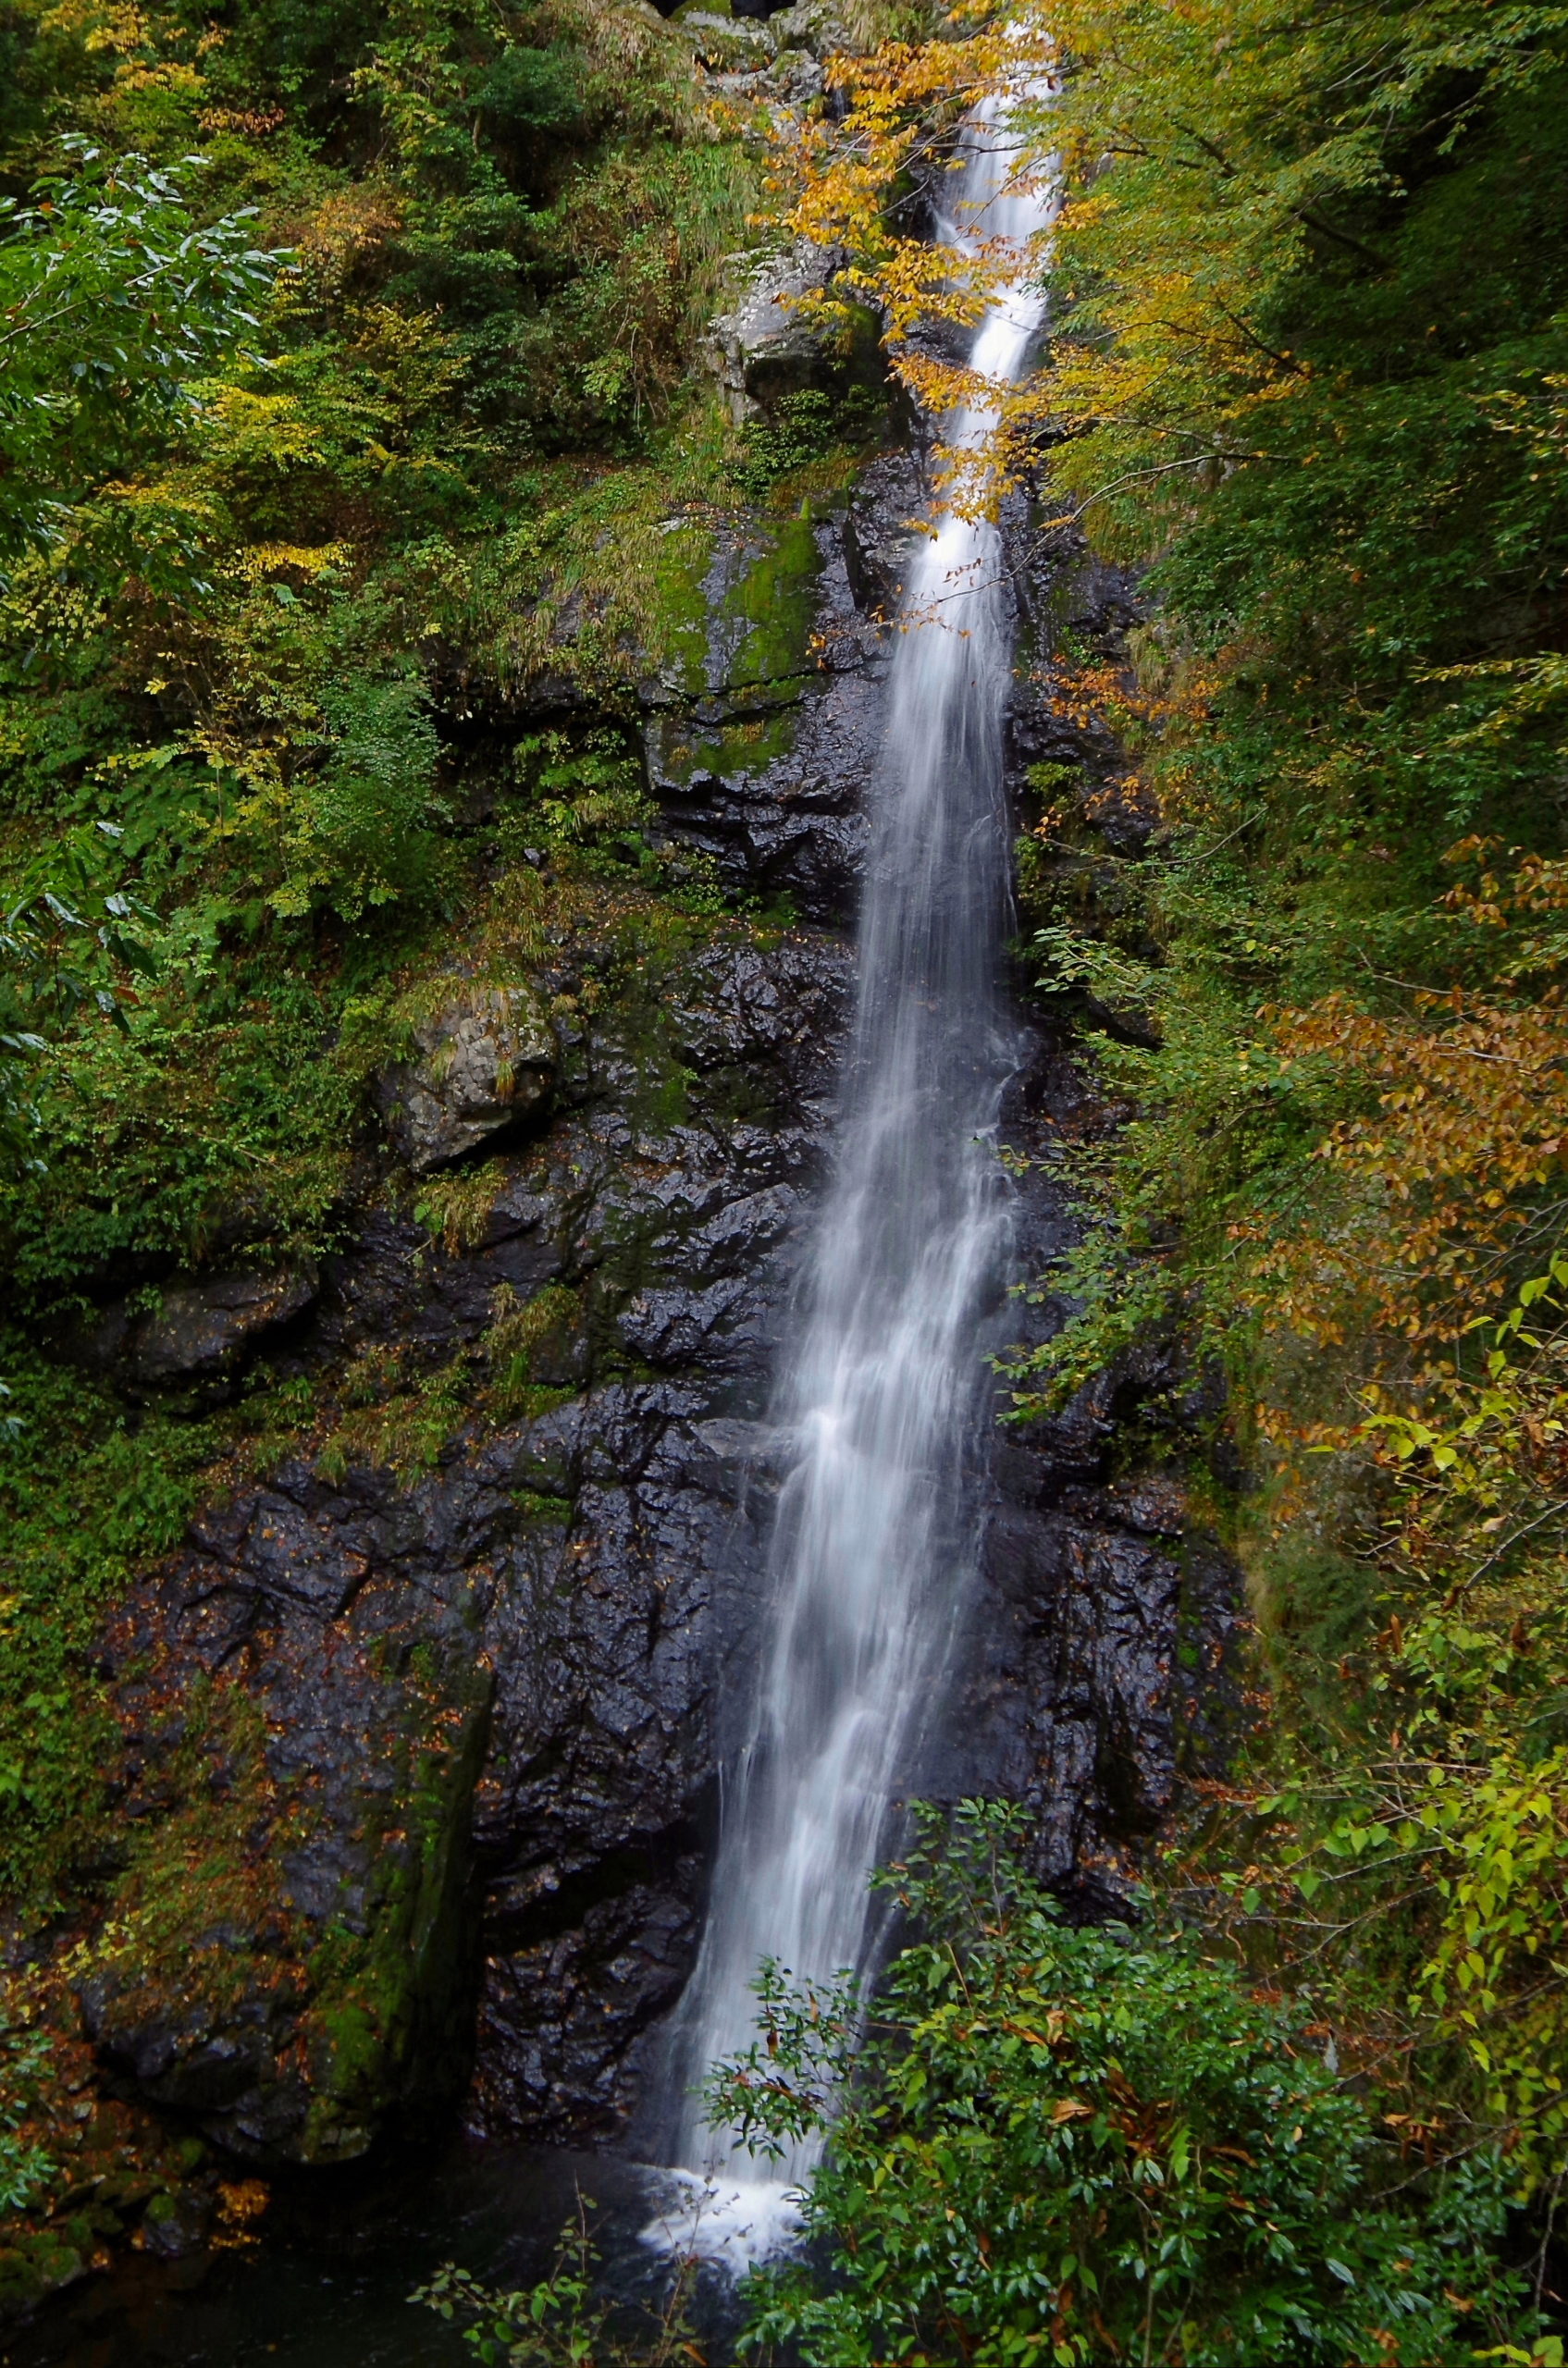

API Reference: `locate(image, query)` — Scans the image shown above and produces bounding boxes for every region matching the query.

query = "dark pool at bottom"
[0,2144,735,2368]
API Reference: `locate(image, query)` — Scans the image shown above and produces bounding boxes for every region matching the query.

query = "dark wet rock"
[81,1511,493,2164]
[844,450,929,615]
[939,1030,1247,1910]
[138,2185,213,2261]
[642,515,886,922]
[960,1389,1244,1906]
[82,931,847,2156]
[377,983,557,1172]
[73,1266,319,1400]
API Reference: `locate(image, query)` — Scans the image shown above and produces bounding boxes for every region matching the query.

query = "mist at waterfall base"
[643,96,1060,2276]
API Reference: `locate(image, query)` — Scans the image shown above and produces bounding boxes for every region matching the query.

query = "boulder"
[706,243,883,425]
[771,0,858,55]
[681,9,775,69]
[81,1560,493,2166]
[764,44,825,104]
[378,983,557,1172]
[76,1266,319,1400]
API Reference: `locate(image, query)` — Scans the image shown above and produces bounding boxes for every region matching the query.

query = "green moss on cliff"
[0,1355,218,1903]
[80,1642,492,2167]
[295,1659,491,2162]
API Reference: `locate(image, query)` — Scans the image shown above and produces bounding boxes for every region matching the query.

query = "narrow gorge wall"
[59,446,1241,2173]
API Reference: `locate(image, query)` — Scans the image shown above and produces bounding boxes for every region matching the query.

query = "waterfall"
[647,88,1058,2271]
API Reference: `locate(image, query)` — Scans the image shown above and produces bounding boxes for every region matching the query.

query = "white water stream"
[646,88,1059,2272]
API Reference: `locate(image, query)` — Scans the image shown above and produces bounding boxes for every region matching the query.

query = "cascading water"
[647,85,1059,2272]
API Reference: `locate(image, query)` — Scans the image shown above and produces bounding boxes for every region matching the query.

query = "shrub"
[708,1804,1545,2368]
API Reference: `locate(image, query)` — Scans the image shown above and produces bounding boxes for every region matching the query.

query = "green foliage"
[315,1353,471,1482]
[267,676,448,919]
[710,1806,1545,2368]
[0,137,283,588]
[0,956,358,1306]
[0,829,158,1177]
[0,2015,56,2214]
[510,730,661,881]
[1001,1215,1179,1415]
[480,1282,582,1419]
[0,0,767,1340]
[943,0,1568,2221]
[735,385,883,500]
[0,1344,216,1899]
[414,2200,700,2368]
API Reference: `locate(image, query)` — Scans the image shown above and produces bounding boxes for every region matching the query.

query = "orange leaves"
[1253,986,1568,1350]
[755,5,1057,508]
[1252,854,1568,1369]
[1235,854,1568,1579]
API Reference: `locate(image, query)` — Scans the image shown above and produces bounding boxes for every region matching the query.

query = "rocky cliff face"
[70,456,1241,2170]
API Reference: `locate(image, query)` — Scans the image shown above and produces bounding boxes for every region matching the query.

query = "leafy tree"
[0,829,156,1177]
[708,1806,1548,2368]
[0,136,284,586]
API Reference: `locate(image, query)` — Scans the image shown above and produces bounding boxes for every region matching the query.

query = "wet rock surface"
[73,462,1241,2168]
[641,508,886,923]
[83,932,848,2159]
[843,450,929,617]
[941,1033,1246,1905]
[377,982,558,1172]
[70,1267,320,1401]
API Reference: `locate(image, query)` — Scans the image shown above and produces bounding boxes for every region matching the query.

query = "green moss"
[314,1355,474,1485]
[296,1656,491,2161]
[650,523,718,699]
[480,1282,586,1421]
[0,1348,225,1905]
[511,1488,573,1525]
[657,508,829,792]
[731,509,823,690]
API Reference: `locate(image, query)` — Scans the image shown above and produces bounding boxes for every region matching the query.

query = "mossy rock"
[79,1638,493,2166]
[0,2236,89,2315]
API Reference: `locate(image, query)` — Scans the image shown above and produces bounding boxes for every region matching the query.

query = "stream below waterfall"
[0,2147,682,2368]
